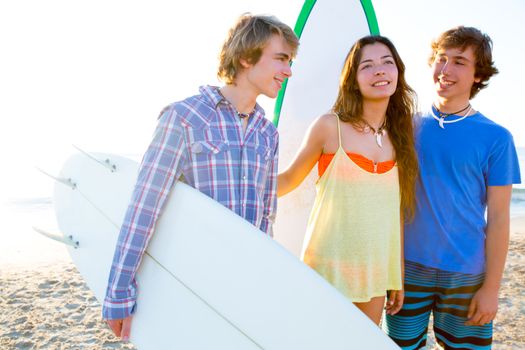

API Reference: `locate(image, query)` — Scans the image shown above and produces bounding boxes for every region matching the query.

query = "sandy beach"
[1,215,524,349]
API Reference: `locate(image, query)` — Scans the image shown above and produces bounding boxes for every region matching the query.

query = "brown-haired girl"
[278,35,418,324]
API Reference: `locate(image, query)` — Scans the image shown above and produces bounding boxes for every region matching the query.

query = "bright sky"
[1,0,523,199]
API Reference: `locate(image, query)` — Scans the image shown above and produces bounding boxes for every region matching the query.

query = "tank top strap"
[333,112,342,149]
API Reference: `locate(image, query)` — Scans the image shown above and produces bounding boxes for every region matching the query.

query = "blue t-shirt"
[405,109,521,274]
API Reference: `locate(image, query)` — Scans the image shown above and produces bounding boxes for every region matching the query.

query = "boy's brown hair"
[429,26,499,98]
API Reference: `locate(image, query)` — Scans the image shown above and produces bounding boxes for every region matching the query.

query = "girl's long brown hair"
[333,35,418,220]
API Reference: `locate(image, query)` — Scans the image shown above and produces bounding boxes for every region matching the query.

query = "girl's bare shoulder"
[312,111,338,132]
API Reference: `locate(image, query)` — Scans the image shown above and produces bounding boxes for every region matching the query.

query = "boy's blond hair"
[218,14,299,85]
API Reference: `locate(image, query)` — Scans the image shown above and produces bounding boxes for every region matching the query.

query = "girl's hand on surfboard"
[385,289,404,315]
[106,316,133,341]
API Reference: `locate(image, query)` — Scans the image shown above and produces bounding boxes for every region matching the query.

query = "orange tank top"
[318,153,395,177]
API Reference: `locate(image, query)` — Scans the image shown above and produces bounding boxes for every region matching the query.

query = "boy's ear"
[474,76,482,83]
[239,57,252,69]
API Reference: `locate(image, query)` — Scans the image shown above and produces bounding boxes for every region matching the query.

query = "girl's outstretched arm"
[278,113,335,197]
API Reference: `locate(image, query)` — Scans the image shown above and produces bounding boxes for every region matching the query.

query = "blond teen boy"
[102,14,298,340]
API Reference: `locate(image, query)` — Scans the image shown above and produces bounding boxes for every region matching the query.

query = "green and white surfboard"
[274,0,380,257]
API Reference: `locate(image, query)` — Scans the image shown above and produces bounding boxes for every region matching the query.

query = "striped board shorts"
[384,260,492,349]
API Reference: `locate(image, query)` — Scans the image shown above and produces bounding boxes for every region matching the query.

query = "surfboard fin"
[36,168,77,189]
[73,145,117,172]
[32,226,80,248]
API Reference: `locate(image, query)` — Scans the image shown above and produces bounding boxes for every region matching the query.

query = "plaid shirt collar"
[199,85,265,120]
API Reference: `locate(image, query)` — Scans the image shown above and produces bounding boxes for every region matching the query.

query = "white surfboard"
[273,0,380,256]
[49,151,399,349]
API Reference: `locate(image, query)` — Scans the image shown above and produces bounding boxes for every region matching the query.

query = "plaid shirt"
[103,85,279,319]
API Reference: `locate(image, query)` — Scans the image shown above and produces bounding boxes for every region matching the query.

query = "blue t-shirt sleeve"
[487,130,521,186]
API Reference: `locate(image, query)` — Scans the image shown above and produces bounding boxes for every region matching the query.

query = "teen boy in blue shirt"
[385,26,521,349]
